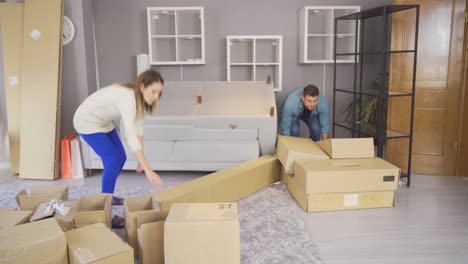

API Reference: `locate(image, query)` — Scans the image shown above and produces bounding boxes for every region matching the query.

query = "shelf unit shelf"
[332,5,419,186]
[300,6,361,64]
[227,35,283,91]
[147,6,205,65]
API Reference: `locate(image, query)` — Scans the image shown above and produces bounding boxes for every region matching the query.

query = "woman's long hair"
[118,70,164,120]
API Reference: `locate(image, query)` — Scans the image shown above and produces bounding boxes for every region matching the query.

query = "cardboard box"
[74,194,111,228]
[65,223,133,264]
[19,0,63,180]
[15,185,69,210]
[0,218,67,264]
[153,155,280,214]
[316,138,375,158]
[138,221,165,264]
[276,135,329,174]
[281,167,395,212]
[0,210,33,229]
[54,200,78,231]
[124,195,161,256]
[0,3,23,174]
[164,203,240,264]
[294,158,400,194]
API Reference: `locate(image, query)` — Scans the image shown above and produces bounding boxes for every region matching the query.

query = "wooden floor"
[299,175,468,264]
[1,163,467,263]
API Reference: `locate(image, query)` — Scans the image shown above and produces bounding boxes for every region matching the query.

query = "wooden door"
[457,23,468,176]
[387,0,466,175]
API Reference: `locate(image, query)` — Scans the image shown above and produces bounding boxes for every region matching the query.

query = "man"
[280,84,329,141]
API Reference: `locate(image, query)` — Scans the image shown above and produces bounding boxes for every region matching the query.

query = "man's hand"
[321,133,329,140]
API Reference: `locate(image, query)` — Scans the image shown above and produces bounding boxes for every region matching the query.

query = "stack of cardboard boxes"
[278,136,400,212]
[0,187,130,263]
[0,136,402,263]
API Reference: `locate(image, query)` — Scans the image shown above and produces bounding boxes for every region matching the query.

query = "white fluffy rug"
[0,181,323,264]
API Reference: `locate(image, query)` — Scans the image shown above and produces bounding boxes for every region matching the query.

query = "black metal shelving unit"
[332,5,419,187]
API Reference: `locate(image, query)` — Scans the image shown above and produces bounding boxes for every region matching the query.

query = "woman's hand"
[136,163,143,174]
[145,170,164,187]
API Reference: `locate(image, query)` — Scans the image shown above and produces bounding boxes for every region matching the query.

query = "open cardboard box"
[74,194,111,228]
[15,185,68,210]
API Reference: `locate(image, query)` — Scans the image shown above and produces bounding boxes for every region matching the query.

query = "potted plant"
[343,73,389,137]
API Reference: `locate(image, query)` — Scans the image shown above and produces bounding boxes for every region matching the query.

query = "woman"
[73,70,164,217]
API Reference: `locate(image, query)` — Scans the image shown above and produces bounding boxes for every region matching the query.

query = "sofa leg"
[87,169,93,176]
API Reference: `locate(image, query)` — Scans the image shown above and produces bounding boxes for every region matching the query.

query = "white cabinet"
[227,36,282,92]
[299,6,360,63]
[147,7,205,65]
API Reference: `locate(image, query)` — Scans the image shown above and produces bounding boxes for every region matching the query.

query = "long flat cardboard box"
[294,158,400,194]
[74,194,111,228]
[316,138,375,158]
[153,155,280,213]
[0,218,67,264]
[124,195,161,256]
[0,3,23,174]
[19,0,63,180]
[164,203,240,264]
[65,223,133,264]
[138,221,165,264]
[276,135,329,174]
[0,210,33,229]
[15,185,69,210]
[281,168,395,212]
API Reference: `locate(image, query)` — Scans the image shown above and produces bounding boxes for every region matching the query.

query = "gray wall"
[92,0,390,136]
[61,0,98,136]
[0,0,391,162]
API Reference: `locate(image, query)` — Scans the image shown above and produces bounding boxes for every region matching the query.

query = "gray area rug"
[0,182,323,264]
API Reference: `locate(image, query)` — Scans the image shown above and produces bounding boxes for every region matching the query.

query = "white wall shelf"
[147,7,205,65]
[227,35,282,92]
[300,6,360,64]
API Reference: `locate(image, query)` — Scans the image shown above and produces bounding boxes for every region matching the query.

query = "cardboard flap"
[73,248,97,263]
[136,209,166,228]
[317,138,374,159]
[30,185,68,198]
[15,189,27,207]
[0,210,34,229]
[78,194,109,210]
[124,195,153,211]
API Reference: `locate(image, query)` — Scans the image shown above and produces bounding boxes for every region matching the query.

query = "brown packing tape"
[153,156,280,213]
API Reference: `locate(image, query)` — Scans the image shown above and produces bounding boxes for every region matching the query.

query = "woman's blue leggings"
[80,129,126,193]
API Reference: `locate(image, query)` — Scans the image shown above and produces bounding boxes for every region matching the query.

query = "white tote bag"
[71,136,85,178]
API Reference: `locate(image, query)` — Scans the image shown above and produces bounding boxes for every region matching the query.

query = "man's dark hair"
[303,85,319,97]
